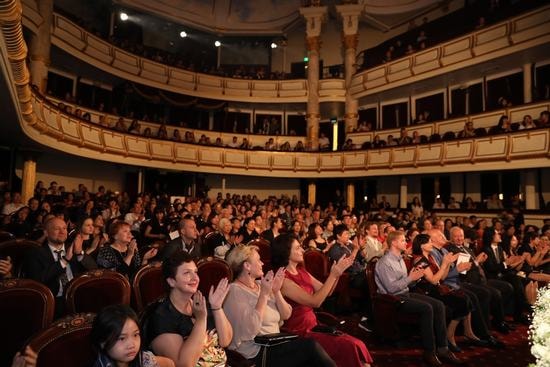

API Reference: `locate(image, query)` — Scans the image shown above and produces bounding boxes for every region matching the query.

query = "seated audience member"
[294,140,305,151]
[97,221,157,279]
[2,192,24,215]
[486,193,504,210]
[261,216,284,245]
[432,198,446,209]
[519,115,536,130]
[305,223,333,253]
[362,221,386,261]
[538,110,549,127]
[397,128,412,145]
[372,135,386,148]
[492,116,512,134]
[145,251,232,367]
[458,122,476,138]
[271,234,374,367]
[375,231,463,366]
[5,206,33,238]
[342,139,354,150]
[102,199,121,221]
[143,208,169,245]
[0,255,13,280]
[157,217,202,261]
[10,346,37,367]
[227,136,239,148]
[518,232,550,270]
[91,304,174,367]
[124,202,146,233]
[386,135,398,146]
[445,227,513,334]
[68,216,108,258]
[319,133,331,151]
[208,218,242,259]
[447,197,461,209]
[482,228,529,323]
[239,217,259,245]
[328,224,367,294]
[290,220,306,244]
[412,234,481,352]
[24,217,97,316]
[127,119,141,135]
[223,244,336,367]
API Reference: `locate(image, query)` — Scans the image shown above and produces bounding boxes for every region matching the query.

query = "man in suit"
[446,227,514,333]
[482,228,528,324]
[157,217,202,261]
[24,217,97,316]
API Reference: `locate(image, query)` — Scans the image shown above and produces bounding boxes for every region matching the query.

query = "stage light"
[120,12,129,21]
[180,31,187,38]
[271,42,277,49]
[214,40,221,47]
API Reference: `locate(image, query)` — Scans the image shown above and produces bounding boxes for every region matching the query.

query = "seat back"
[247,238,272,272]
[29,313,95,367]
[303,250,329,282]
[0,239,41,277]
[197,258,232,295]
[0,230,15,243]
[132,262,165,312]
[65,269,131,314]
[365,257,380,299]
[0,279,55,367]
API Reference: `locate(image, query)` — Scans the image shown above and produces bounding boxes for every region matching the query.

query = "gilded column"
[300,6,327,151]
[308,181,316,206]
[523,63,533,104]
[336,4,362,134]
[346,182,355,210]
[21,158,36,204]
[29,0,54,93]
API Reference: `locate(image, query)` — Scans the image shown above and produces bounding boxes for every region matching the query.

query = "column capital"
[335,4,363,35]
[342,34,358,50]
[300,6,328,38]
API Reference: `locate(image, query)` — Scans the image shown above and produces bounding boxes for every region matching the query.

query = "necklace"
[237,278,258,291]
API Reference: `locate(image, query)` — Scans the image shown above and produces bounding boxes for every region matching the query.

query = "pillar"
[399,177,408,209]
[524,170,536,210]
[308,181,316,206]
[336,4,362,134]
[523,63,533,104]
[137,169,144,194]
[346,182,355,210]
[29,0,54,93]
[300,6,327,151]
[21,158,36,204]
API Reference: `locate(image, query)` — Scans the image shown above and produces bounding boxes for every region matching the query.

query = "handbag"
[254,332,298,347]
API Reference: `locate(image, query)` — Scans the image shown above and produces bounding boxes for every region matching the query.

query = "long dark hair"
[91,304,143,367]
[271,233,297,268]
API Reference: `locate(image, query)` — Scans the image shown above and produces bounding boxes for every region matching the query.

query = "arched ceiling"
[114,0,445,35]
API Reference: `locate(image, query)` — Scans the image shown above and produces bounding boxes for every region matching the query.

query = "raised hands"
[330,254,354,277]
[0,256,13,277]
[192,290,208,321]
[72,233,84,255]
[271,267,286,293]
[209,277,230,310]
[409,266,426,281]
[259,270,275,297]
[11,346,37,367]
[442,252,459,265]
[143,247,158,261]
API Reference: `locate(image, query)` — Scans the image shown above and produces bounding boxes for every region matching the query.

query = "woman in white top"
[223,245,335,367]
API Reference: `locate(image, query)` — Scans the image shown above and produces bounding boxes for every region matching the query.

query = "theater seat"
[303,249,329,282]
[247,238,272,272]
[0,230,15,243]
[0,278,55,367]
[0,239,41,277]
[365,258,418,341]
[28,313,95,367]
[197,257,232,295]
[65,269,131,314]
[132,261,165,312]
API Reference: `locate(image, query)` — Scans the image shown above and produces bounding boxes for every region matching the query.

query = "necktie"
[54,250,69,292]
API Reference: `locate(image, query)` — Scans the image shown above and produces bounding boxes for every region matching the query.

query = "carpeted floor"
[339,317,534,366]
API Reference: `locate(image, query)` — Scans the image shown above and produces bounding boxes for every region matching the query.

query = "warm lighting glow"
[271,42,277,49]
[120,12,128,21]
[180,31,187,38]
[214,40,221,47]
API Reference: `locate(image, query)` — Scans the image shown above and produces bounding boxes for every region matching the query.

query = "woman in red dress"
[271,234,373,367]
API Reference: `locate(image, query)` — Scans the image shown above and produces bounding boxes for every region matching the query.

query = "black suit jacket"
[482,245,507,279]
[446,243,485,284]
[157,237,202,262]
[23,243,97,296]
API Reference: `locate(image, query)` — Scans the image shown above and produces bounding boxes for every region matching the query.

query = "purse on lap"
[254,332,299,347]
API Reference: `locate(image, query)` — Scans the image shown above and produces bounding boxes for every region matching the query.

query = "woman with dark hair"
[290,220,305,244]
[68,216,108,259]
[143,207,168,245]
[223,244,335,367]
[5,206,32,238]
[305,223,333,253]
[272,234,372,367]
[91,304,174,367]
[145,251,232,367]
[411,234,480,351]
[97,221,157,279]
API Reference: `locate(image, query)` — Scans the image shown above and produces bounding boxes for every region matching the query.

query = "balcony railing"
[20,0,550,103]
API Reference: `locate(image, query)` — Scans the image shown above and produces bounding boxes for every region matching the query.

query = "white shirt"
[48,244,74,297]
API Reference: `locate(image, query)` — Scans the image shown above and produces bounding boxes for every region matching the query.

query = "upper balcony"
[21,0,550,104]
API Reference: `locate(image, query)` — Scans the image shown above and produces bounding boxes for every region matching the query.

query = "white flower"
[530,285,550,367]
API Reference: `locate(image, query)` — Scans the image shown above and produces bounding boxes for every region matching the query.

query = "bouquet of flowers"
[530,284,550,366]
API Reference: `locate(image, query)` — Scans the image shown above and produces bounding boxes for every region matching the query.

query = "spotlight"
[214,40,221,47]
[120,12,129,21]
[271,42,277,49]
[180,31,187,38]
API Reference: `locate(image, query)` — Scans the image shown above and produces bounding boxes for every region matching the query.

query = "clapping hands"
[209,277,230,310]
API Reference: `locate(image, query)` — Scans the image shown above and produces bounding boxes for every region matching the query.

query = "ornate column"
[29,0,54,93]
[336,4,362,134]
[21,157,36,204]
[307,181,316,206]
[300,6,327,151]
[399,177,408,209]
[523,170,537,210]
[346,182,355,210]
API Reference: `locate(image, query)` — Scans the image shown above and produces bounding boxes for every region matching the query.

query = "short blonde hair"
[386,230,405,247]
[225,244,259,279]
[219,217,231,231]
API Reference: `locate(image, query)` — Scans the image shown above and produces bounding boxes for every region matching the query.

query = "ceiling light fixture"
[214,40,221,47]
[120,12,129,21]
